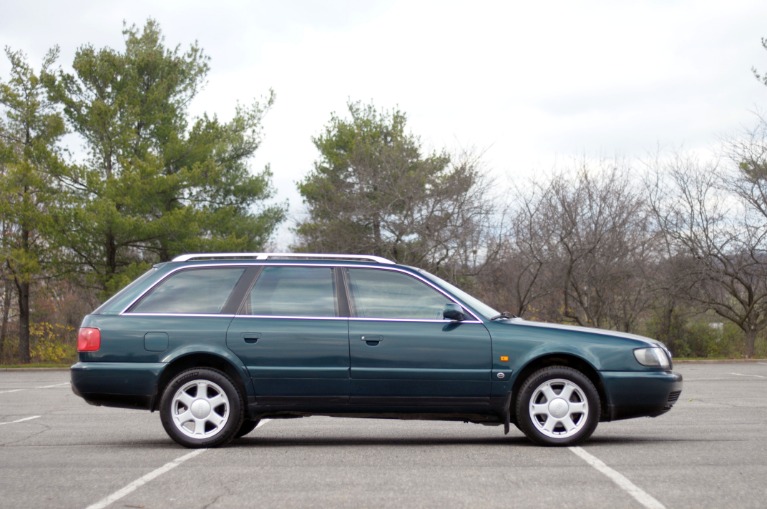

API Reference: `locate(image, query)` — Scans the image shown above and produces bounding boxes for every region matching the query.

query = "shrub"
[30,322,77,364]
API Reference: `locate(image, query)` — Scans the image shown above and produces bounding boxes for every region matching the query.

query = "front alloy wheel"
[160,368,243,448]
[516,366,600,446]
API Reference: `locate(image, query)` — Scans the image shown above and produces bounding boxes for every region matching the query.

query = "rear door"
[225,265,349,405]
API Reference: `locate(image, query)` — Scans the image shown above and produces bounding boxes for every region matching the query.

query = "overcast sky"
[3,0,767,247]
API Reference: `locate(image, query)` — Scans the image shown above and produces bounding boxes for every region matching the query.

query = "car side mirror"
[443,303,465,321]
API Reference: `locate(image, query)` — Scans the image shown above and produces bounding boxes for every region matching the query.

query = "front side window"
[347,268,452,320]
[130,267,245,314]
[243,266,337,317]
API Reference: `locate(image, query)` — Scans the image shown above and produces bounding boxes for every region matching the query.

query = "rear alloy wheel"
[160,368,243,448]
[516,366,600,446]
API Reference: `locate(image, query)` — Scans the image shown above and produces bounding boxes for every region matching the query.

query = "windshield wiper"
[490,312,515,321]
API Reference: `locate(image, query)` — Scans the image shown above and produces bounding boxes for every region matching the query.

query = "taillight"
[77,328,101,352]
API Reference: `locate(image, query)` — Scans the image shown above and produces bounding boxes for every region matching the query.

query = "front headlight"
[634,347,671,369]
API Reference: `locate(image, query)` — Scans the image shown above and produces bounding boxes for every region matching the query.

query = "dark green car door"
[225,266,349,403]
[346,268,492,406]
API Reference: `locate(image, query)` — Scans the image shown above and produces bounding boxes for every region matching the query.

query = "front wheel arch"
[510,355,608,423]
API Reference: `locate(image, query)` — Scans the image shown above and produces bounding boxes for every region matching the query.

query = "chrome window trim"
[120,262,484,322]
[343,266,484,322]
[348,317,483,324]
[120,264,248,315]
[230,315,348,321]
[123,313,238,318]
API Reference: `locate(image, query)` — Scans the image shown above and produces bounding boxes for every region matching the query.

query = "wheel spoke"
[541,385,558,402]
[530,403,549,416]
[208,393,226,408]
[193,417,207,435]
[569,401,587,414]
[542,416,559,433]
[562,416,578,433]
[175,409,194,425]
[176,391,195,408]
[208,412,226,428]
[559,383,575,401]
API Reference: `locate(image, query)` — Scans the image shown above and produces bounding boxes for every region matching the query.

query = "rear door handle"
[360,335,383,345]
[242,333,261,344]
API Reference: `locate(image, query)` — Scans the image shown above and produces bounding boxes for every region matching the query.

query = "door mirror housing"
[443,303,465,321]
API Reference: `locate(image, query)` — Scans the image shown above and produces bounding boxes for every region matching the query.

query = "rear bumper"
[70,362,164,410]
[601,370,683,421]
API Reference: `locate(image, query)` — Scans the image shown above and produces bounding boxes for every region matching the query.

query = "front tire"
[160,368,244,448]
[515,366,600,446]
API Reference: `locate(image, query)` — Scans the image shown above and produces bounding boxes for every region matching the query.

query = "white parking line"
[37,383,70,389]
[570,446,666,509]
[84,419,271,509]
[84,449,207,509]
[0,416,41,426]
[0,383,69,394]
[730,372,766,379]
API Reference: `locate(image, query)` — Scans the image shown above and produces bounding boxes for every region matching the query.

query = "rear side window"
[130,267,246,314]
[243,266,337,317]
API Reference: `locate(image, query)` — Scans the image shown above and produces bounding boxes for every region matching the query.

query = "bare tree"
[499,161,657,331]
[648,154,767,357]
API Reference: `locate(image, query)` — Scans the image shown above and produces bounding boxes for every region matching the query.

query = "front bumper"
[601,370,683,421]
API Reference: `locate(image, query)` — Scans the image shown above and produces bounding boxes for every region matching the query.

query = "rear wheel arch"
[153,353,251,411]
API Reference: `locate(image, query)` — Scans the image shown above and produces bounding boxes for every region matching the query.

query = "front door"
[345,268,492,409]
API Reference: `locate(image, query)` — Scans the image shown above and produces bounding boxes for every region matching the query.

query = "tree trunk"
[0,278,12,360]
[744,328,757,359]
[15,278,31,363]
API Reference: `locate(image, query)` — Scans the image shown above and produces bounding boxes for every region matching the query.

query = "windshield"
[416,269,499,320]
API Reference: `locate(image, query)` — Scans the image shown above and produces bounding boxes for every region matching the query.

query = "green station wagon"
[71,253,683,448]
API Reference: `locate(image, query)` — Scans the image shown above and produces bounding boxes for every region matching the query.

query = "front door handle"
[360,335,383,346]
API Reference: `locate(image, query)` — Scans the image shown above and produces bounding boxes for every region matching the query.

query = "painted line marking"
[570,446,666,509]
[0,383,69,394]
[84,419,271,508]
[0,416,41,426]
[84,449,207,509]
[730,372,766,379]
[37,383,70,389]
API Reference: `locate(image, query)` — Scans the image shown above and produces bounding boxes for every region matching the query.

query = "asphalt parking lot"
[1,362,766,509]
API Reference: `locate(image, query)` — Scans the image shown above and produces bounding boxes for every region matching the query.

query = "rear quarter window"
[129,267,246,314]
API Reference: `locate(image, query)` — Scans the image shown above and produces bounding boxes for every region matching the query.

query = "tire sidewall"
[160,368,244,448]
[515,366,601,446]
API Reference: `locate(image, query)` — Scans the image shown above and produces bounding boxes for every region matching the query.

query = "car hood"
[506,317,661,347]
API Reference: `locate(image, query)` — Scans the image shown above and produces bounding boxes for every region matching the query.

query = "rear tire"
[160,368,244,448]
[235,419,261,438]
[515,366,600,446]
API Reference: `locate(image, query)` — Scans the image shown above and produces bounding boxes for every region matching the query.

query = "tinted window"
[347,268,451,320]
[131,267,245,314]
[244,266,336,317]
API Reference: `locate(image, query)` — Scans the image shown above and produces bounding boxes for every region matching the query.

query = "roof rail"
[171,253,395,264]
